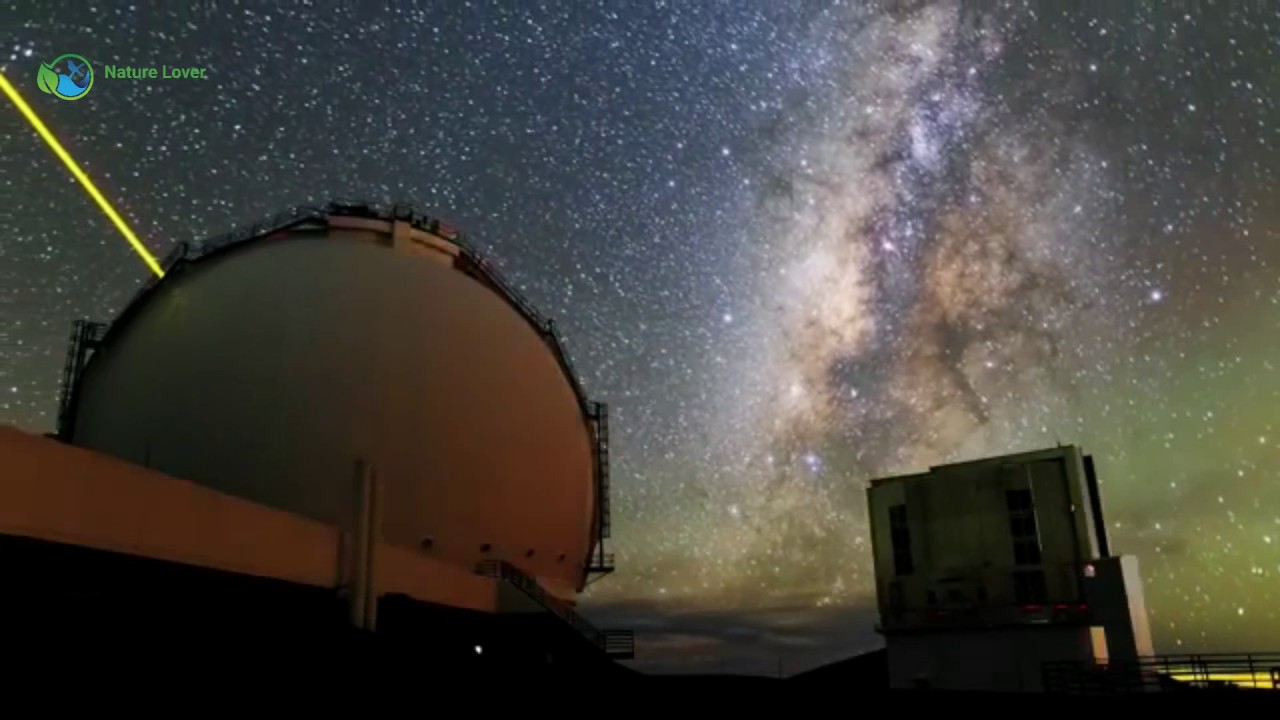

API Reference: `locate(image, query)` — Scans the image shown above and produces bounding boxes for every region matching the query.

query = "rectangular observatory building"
[867,446,1154,692]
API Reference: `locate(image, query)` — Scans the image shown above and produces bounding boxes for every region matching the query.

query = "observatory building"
[0,202,632,670]
[867,445,1154,692]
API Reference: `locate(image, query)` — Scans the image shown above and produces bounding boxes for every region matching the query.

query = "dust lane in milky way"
[593,1,1280,661]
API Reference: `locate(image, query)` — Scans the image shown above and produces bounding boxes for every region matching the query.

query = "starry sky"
[2,1,1278,676]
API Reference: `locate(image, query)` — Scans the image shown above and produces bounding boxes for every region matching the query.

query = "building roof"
[870,445,1083,486]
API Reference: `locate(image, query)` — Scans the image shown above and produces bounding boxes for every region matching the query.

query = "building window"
[1013,569,1048,605]
[1006,489,1042,566]
[889,504,913,576]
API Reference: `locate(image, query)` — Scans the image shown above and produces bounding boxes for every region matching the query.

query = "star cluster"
[2,1,1278,674]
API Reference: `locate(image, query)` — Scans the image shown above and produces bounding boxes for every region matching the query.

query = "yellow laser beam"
[0,69,164,277]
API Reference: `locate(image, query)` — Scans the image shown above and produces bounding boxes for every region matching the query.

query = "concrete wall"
[887,626,1094,692]
[0,426,497,614]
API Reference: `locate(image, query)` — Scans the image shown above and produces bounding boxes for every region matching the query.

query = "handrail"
[456,247,551,333]
[474,559,606,649]
[452,246,596,419]
[1044,652,1280,693]
[195,204,328,258]
[589,553,616,570]
[114,240,191,323]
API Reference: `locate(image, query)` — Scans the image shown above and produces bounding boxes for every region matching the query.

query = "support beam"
[350,458,379,630]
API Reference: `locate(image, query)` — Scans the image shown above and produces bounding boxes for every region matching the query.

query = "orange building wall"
[0,426,496,613]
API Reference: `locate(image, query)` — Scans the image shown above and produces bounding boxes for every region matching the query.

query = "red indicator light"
[1023,605,1041,612]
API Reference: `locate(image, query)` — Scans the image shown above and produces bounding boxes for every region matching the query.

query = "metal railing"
[589,402,612,541]
[453,246,596,421]
[588,552,616,574]
[456,247,551,334]
[195,204,329,259]
[1044,653,1280,694]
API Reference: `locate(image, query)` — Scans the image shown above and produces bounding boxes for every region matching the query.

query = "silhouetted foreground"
[1,527,1271,705]
[10,620,1275,709]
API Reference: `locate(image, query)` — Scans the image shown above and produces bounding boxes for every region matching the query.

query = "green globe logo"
[37,53,94,101]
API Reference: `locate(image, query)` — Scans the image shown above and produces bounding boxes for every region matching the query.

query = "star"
[4,0,1279,676]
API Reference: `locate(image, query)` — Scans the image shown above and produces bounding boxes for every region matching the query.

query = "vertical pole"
[350,458,371,630]
[363,466,382,631]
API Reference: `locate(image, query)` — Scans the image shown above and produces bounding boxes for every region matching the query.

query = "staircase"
[586,403,615,579]
[594,402,612,540]
[603,629,635,660]
[475,560,633,660]
[56,320,107,439]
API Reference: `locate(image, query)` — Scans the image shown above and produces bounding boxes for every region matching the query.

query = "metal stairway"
[56,320,107,439]
[475,560,633,660]
[586,402,615,578]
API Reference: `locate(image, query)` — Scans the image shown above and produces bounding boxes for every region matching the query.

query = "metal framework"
[1044,652,1280,693]
[55,319,107,440]
[586,401,615,582]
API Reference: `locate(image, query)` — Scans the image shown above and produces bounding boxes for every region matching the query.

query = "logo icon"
[37,53,93,100]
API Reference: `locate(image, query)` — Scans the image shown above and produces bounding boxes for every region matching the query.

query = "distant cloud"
[582,599,882,676]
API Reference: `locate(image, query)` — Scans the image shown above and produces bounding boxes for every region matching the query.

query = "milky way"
[3,1,1278,674]
[589,1,1280,670]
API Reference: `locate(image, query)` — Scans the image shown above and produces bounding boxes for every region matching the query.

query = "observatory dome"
[64,203,607,598]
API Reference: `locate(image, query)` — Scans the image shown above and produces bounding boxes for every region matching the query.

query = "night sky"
[2,1,1278,675]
